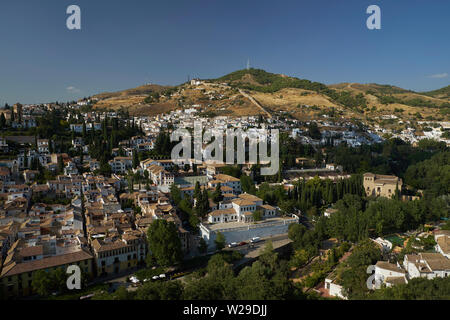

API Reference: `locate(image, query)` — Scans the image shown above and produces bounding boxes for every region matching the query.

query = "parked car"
[129,276,139,284]
[250,237,262,243]
[159,274,166,279]
[227,242,238,248]
[152,276,159,280]
[239,241,247,246]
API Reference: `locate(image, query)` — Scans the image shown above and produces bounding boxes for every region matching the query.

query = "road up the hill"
[238,89,272,118]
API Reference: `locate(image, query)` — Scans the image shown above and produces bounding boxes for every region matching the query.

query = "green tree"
[214,232,226,251]
[57,156,64,174]
[31,270,54,296]
[339,239,382,299]
[193,181,202,200]
[132,150,139,169]
[240,174,256,194]
[290,249,309,268]
[252,209,263,222]
[0,113,6,129]
[135,280,183,300]
[212,182,223,203]
[170,184,182,205]
[198,237,208,254]
[147,219,183,267]
[308,122,322,140]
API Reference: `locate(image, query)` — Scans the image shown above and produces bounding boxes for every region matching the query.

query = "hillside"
[422,85,450,99]
[92,84,178,116]
[93,84,170,100]
[328,83,412,95]
[90,69,450,122]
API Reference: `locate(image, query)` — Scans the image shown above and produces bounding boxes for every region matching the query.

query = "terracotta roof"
[420,253,450,270]
[259,204,276,210]
[215,174,240,182]
[436,236,450,255]
[209,208,235,217]
[0,249,93,277]
[19,245,44,258]
[385,276,407,285]
[232,199,256,206]
[91,239,128,253]
[238,193,262,201]
[375,261,406,274]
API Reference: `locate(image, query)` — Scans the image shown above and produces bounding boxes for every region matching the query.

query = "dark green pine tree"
[213,183,223,203]
[0,113,6,129]
[132,150,139,169]
[193,181,202,200]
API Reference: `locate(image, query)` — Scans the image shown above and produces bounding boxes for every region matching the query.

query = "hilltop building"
[363,173,402,198]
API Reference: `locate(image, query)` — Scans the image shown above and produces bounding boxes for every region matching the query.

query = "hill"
[422,85,450,99]
[90,69,450,122]
[92,84,178,116]
[93,84,170,100]
[328,83,412,95]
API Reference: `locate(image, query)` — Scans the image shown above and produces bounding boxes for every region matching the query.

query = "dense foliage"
[368,276,450,300]
[147,220,183,267]
[325,195,448,242]
[215,69,368,110]
[94,243,304,300]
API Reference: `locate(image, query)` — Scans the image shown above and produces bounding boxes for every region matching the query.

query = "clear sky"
[0,0,449,104]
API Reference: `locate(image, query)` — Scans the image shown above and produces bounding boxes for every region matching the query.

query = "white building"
[374,261,407,288]
[207,193,276,224]
[372,237,393,254]
[108,157,133,174]
[434,230,450,259]
[37,139,49,154]
[146,164,174,186]
[324,276,347,300]
[208,174,242,194]
[403,253,450,279]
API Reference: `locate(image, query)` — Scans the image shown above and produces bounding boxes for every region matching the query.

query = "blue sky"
[0,0,449,104]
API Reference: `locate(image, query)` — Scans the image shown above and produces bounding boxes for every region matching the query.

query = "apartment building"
[91,234,145,276]
[108,157,133,174]
[37,139,49,154]
[147,164,174,186]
